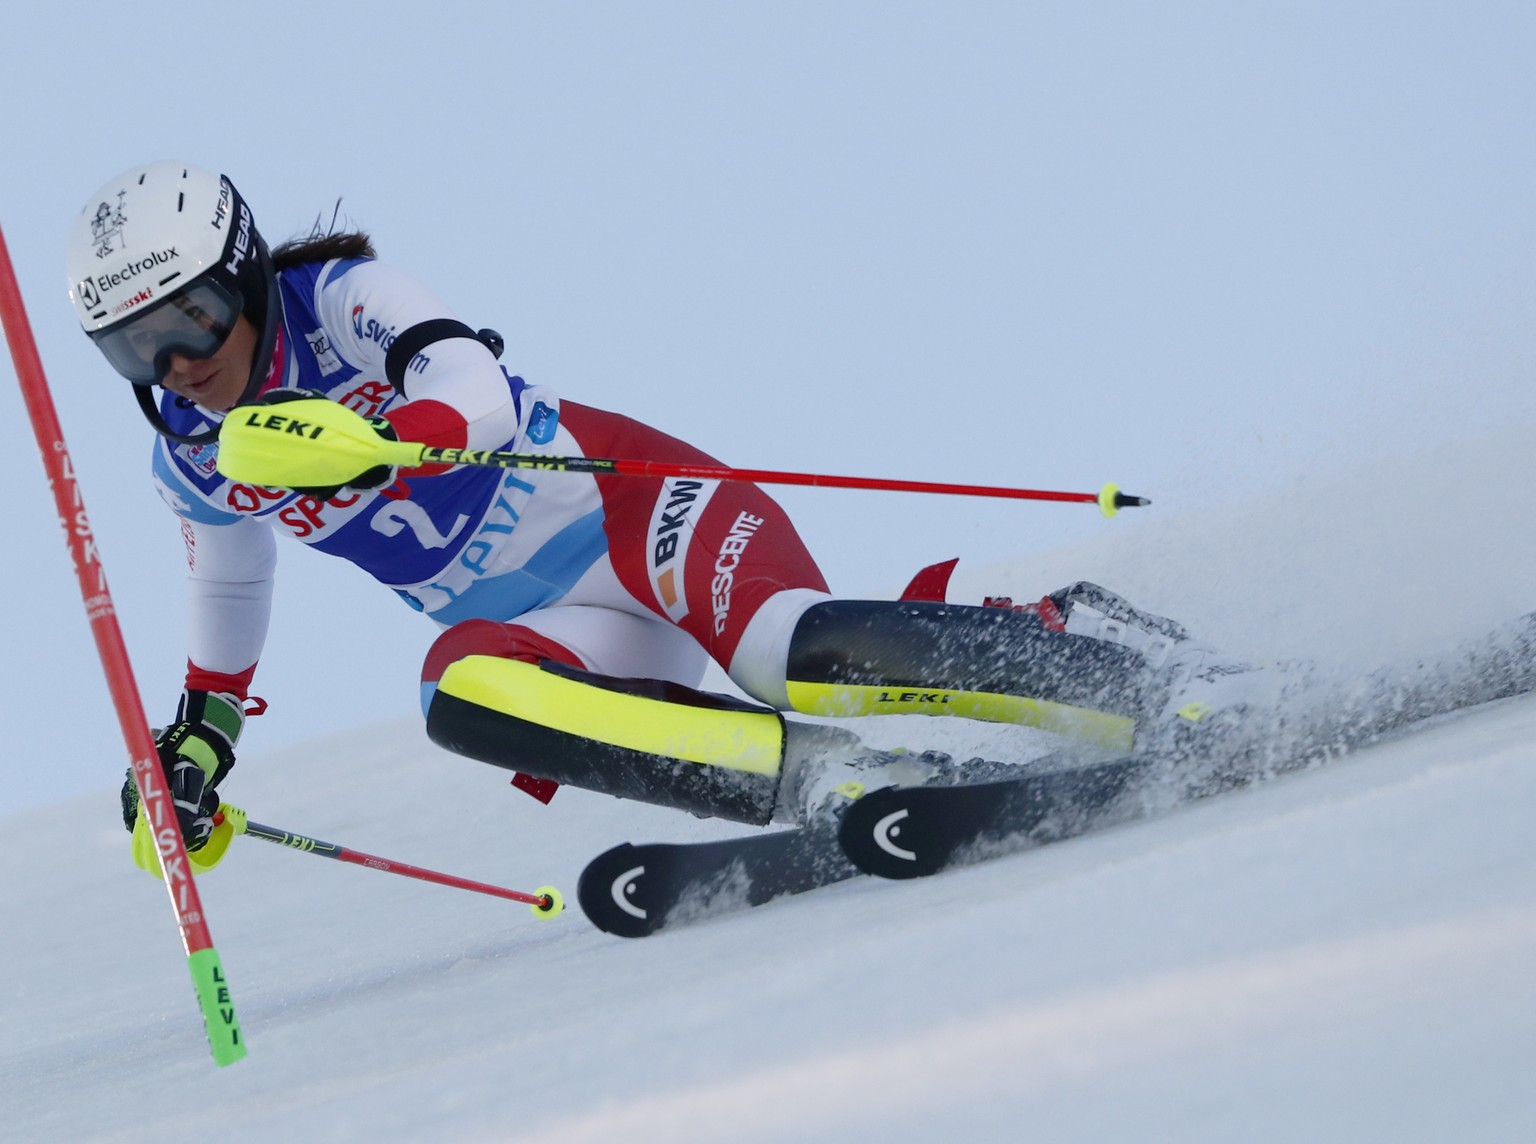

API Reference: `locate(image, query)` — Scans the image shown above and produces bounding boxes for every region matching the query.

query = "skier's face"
[158,314,258,413]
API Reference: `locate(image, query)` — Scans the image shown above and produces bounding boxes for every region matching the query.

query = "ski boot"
[1047,582,1305,768]
[785,745,953,825]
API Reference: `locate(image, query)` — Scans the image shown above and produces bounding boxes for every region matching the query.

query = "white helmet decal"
[89,191,129,259]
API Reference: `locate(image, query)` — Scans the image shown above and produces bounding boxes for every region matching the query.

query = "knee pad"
[419,620,582,717]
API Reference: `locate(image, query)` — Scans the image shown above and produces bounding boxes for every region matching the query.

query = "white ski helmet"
[67,161,279,442]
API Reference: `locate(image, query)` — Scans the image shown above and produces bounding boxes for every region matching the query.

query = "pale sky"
[2,1,1534,814]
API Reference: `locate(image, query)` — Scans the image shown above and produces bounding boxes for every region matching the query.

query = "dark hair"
[271,200,376,271]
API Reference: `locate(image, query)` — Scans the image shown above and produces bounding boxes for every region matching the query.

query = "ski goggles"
[90,278,243,386]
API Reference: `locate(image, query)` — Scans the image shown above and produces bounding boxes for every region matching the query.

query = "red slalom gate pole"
[228,810,564,918]
[0,224,245,1066]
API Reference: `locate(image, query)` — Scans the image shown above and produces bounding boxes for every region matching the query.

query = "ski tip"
[577,843,662,938]
[837,786,952,879]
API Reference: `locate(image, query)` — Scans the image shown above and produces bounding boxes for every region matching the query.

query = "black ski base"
[577,818,856,937]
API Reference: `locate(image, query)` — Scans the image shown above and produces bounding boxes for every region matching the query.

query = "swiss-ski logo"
[350,305,410,358]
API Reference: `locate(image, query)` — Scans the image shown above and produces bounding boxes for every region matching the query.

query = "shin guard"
[427,657,785,824]
[784,600,1151,750]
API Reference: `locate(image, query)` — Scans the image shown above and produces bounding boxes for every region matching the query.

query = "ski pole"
[0,224,246,1066]
[215,397,1151,518]
[216,807,564,918]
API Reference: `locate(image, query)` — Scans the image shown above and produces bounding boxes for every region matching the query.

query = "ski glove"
[252,387,400,497]
[121,690,245,852]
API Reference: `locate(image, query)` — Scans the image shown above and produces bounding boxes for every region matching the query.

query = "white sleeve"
[317,260,523,450]
[181,515,276,678]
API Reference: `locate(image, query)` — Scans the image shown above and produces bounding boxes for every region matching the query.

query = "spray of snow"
[5,427,1534,1142]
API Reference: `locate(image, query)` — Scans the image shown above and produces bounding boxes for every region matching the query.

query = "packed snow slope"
[4,428,1535,1143]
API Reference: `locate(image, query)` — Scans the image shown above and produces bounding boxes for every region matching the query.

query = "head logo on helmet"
[212,180,231,230]
[67,161,281,446]
[225,203,253,276]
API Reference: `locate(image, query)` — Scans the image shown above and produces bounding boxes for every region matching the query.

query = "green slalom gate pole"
[0,224,245,1066]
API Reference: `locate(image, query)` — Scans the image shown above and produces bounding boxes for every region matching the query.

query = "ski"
[577,817,856,937]
[837,755,1150,878]
[580,609,1536,928]
[840,610,1536,879]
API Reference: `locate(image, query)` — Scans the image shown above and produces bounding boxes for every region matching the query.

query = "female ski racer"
[68,161,1260,863]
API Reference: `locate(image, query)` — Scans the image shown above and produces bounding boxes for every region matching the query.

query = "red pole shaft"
[0,225,215,955]
[415,437,1149,511]
[607,458,1101,503]
[241,817,552,907]
[335,846,550,905]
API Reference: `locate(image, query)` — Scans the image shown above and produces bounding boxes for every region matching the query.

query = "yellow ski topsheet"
[785,680,1135,752]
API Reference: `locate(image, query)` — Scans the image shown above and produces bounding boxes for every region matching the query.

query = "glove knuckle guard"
[123,690,245,847]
